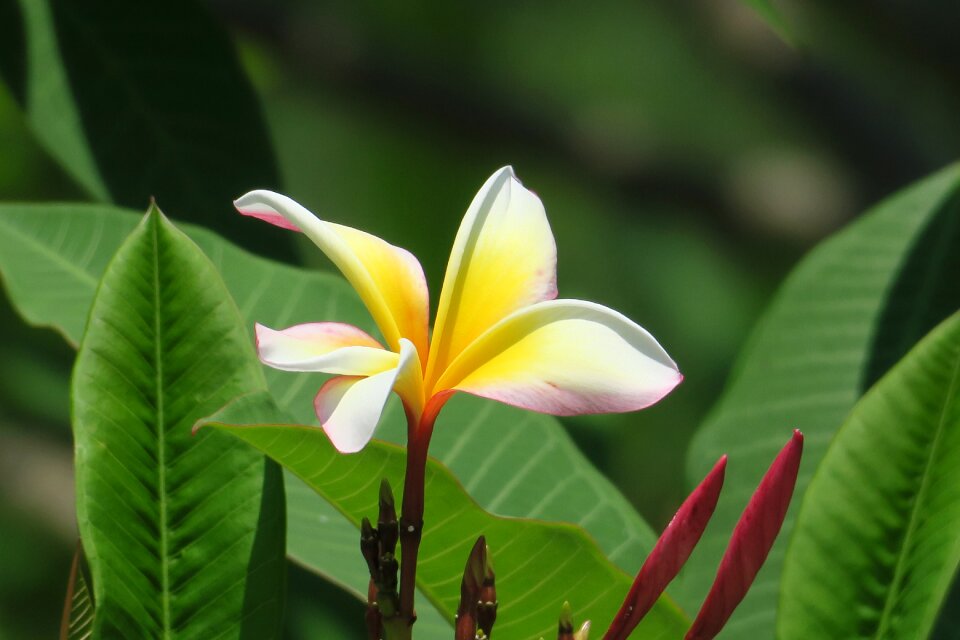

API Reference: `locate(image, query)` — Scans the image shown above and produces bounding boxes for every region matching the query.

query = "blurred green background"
[2,0,959,636]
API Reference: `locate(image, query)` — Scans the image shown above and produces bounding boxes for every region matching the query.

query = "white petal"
[236,190,429,356]
[255,322,397,375]
[315,339,423,453]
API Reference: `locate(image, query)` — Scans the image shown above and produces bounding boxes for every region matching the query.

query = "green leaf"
[779,311,960,638]
[8,0,105,200]
[59,544,94,640]
[71,208,285,637]
[0,203,662,578]
[285,395,664,638]
[2,0,291,258]
[199,392,689,640]
[677,164,960,635]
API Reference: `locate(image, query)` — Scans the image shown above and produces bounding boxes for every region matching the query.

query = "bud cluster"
[362,479,403,639]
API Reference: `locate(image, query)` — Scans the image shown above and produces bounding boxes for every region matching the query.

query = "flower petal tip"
[234,191,302,232]
[666,370,684,394]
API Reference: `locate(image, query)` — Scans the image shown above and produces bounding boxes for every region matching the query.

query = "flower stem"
[397,393,452,630]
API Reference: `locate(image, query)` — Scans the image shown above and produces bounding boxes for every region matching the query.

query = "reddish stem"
[397,392,453,624]
[366,578,383,640]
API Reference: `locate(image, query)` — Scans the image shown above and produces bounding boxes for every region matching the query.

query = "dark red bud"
[604,455,727,640]
[685,430,803,640]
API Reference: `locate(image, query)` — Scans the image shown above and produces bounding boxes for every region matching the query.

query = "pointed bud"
[457,537,487,639]
[575,621,591,640]
[477,544,498,636]
[558,601,575,639]
[685,430,803,640]
[465,536,487,593]
[379,477,396,512]
[378,479,399,555]
[604,456,727,640]
[360,517,380,579]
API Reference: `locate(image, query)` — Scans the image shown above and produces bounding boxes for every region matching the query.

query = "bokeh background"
[2,0,959,636]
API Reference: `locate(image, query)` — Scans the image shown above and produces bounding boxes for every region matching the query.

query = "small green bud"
[558,601,574,639]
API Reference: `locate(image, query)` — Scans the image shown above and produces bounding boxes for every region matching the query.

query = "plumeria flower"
[235,167,681,454]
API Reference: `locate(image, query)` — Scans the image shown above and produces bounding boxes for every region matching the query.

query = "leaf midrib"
[874,340,960,638]
[150,217,172,638]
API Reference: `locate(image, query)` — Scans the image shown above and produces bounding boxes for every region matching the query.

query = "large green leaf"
[1,0,291,258]
[285,395,664,637]
[8,0,104,200]
[71,208,285,637]
[0,203,665,634]
[199,392,688,640]
[677,164,960,635]
[779,311,960,638]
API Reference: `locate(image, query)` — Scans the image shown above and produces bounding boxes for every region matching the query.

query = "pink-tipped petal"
[255,322,396,374]
[234,197,302,231]
[235,190,429,357]
[314,339,422,453]
[426,167,558,389]
[437,299,681,416]
[604,456,727,640]
[685,430,804,640]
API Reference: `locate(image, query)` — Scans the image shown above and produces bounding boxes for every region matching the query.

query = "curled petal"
[426,167,557,388]
[235,191,429,357]
[315,339,423,453]
[437,300,681,415]
[255,322,397,375]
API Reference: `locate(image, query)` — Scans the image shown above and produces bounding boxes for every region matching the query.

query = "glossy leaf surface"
[779,313,960,638]
[71,209,286,637]
[199,392,689,640]
[679,164,960,635]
